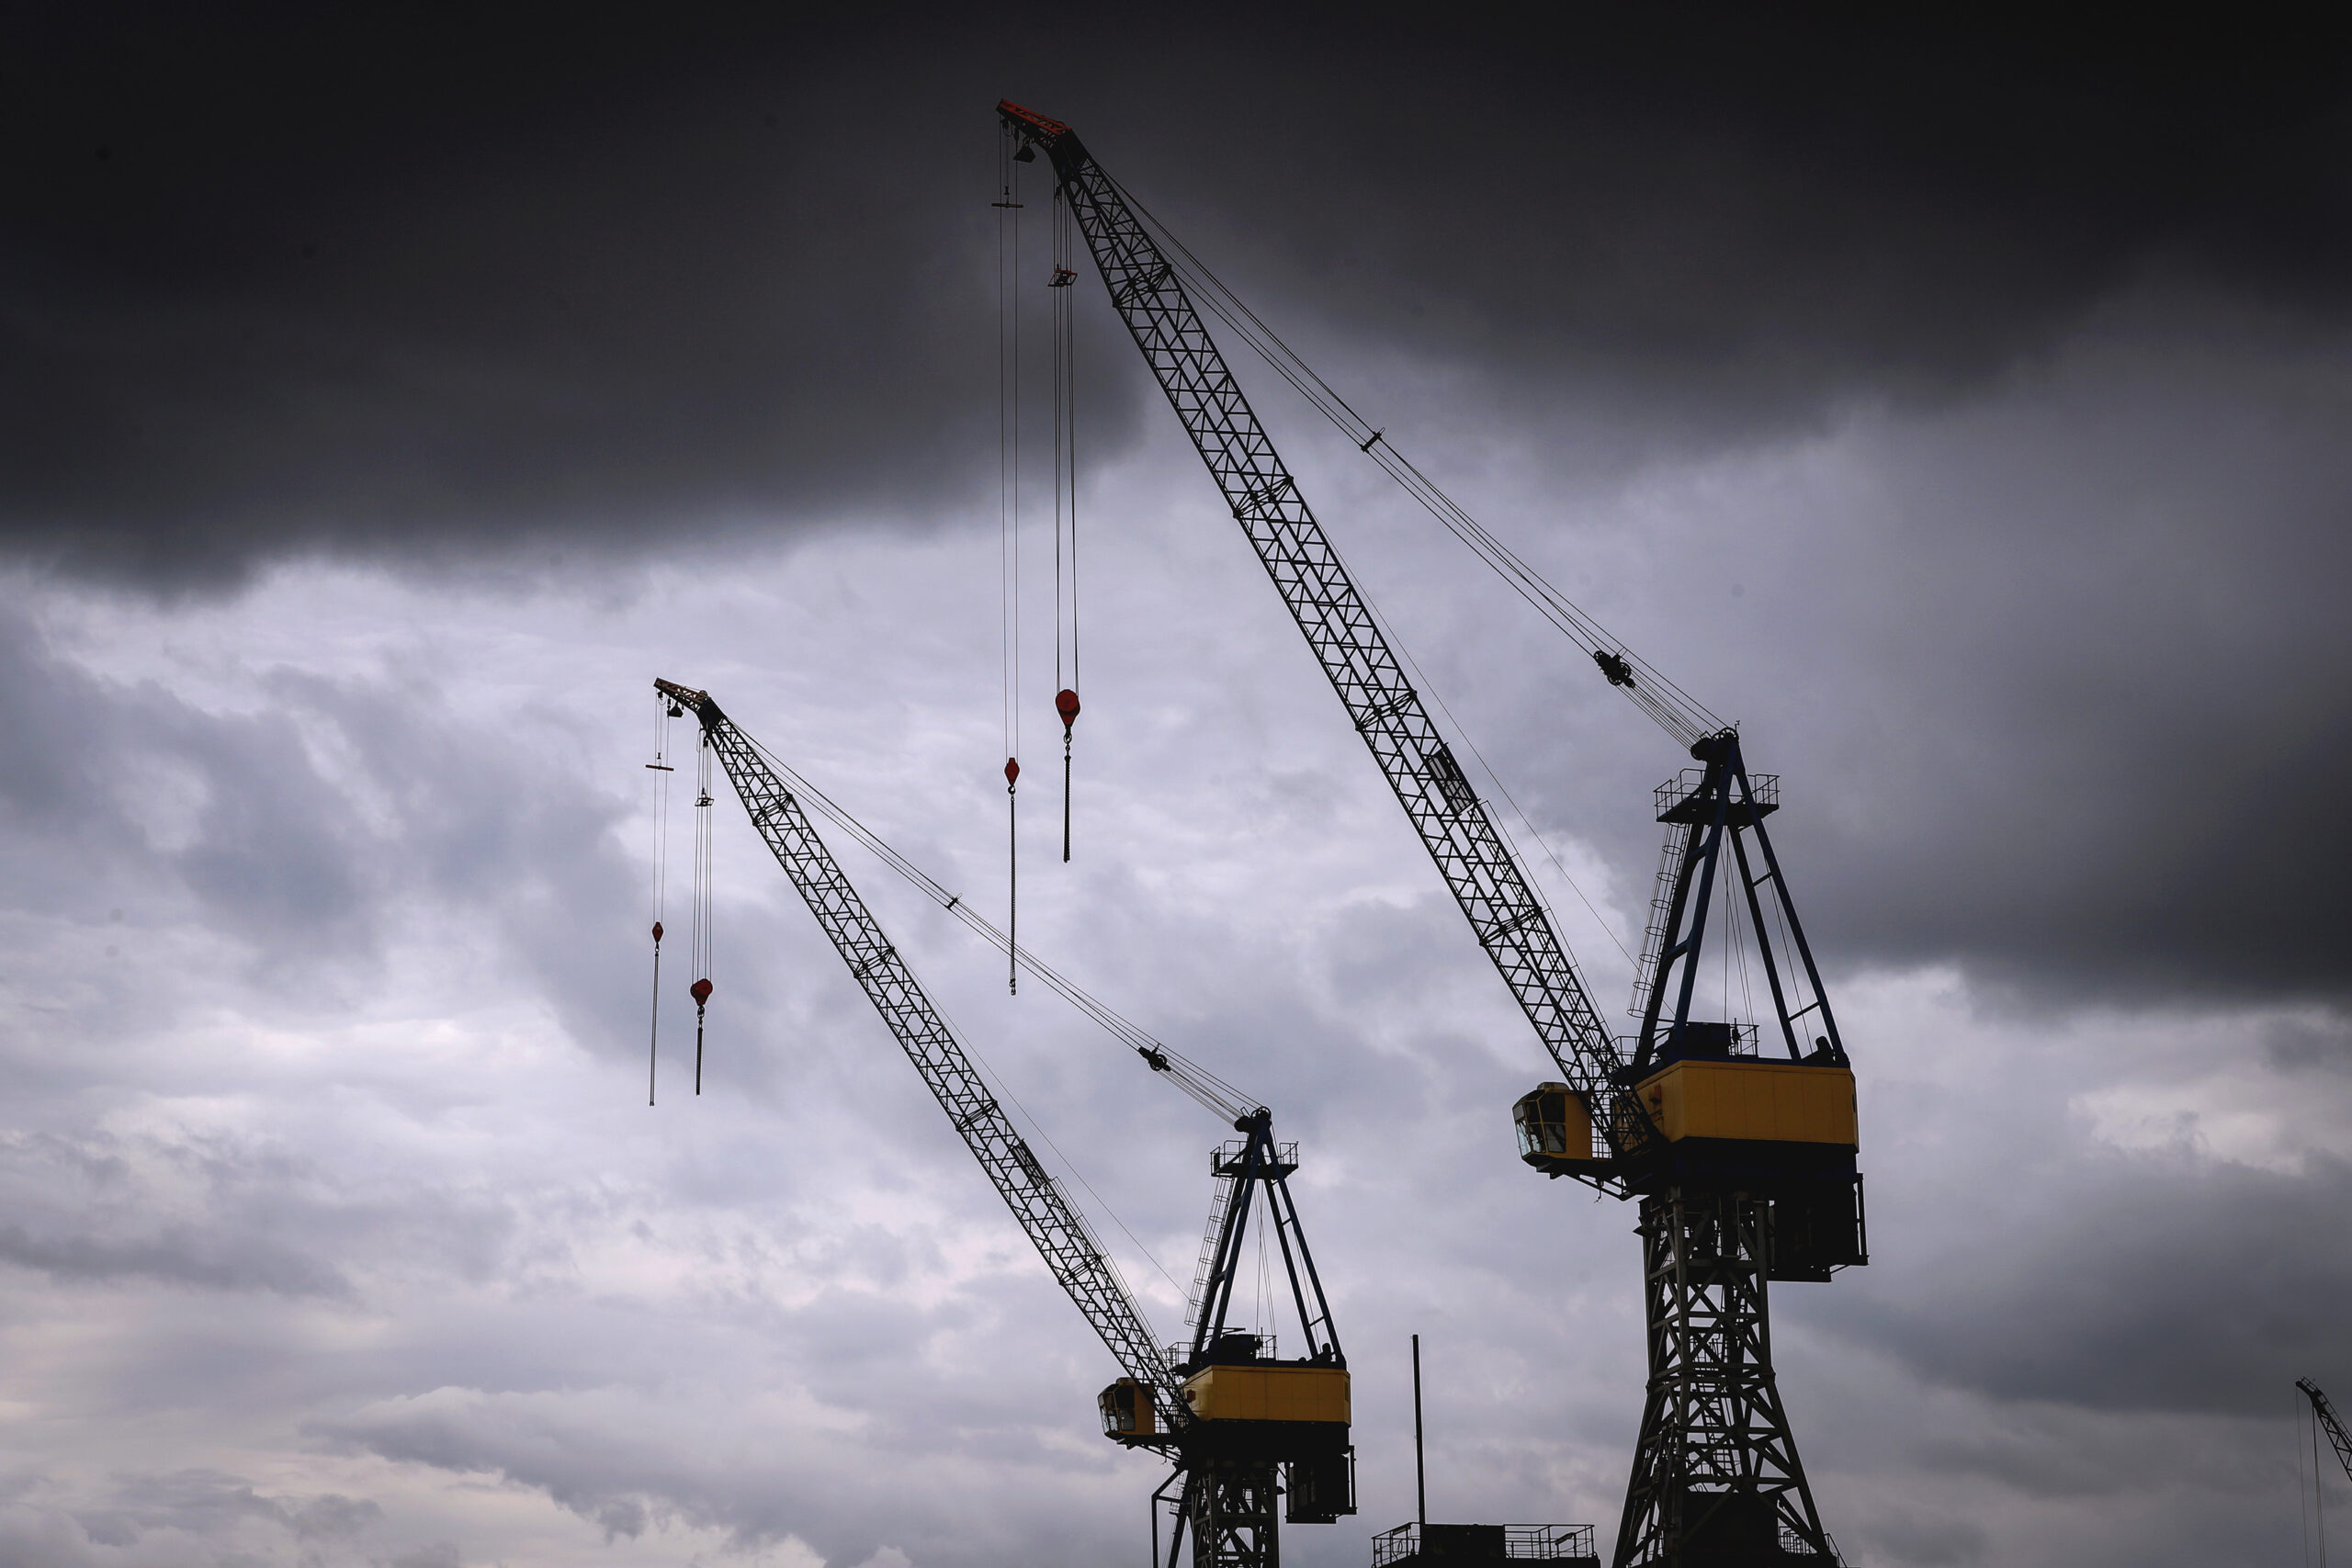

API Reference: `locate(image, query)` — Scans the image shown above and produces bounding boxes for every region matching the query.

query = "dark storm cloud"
[1691,311,2352,1005]
[0,592,650,1043]
[0,1123,522,1301]
[0,605,372,947]
[1818,1121,2352,1418]
[3,6,2344,587]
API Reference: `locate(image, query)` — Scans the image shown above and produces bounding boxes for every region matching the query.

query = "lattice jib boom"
[1001,104,1628,1156]
[2301,1378,2352,1483]
[657,679,1184,1428]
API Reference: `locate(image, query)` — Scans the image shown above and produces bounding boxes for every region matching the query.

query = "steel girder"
[1177,1461,1282,1568]
[1630,732,1847,1073]
[1617,1195,1833,1565]
[663,682,1184,1424]
[1018,118,1624,1150]
[2298,1378,2352,1483]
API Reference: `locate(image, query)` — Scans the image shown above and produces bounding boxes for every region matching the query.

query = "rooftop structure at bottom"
[1370,1522,1598,1567]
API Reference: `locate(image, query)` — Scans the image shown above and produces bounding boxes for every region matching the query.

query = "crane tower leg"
[1616,1194,1833,1565]
[1182,1461,1281,1568]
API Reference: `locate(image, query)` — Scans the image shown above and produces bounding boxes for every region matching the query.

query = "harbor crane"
[997,101,1865,1566]
[653,679,1351,1568]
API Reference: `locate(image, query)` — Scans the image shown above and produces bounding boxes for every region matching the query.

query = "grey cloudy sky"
[2,7,2348,1567]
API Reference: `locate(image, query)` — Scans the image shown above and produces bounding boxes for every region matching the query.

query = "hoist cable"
[917,956,1186,1300]
[1102,172,1723,750]
[731,728,1261,1127]
[1052,183,1082,865]
[1315,506,1634,975]
[691,736,715,1094]
[2319,1400,2333,1568]
[647,697,675,1106]
[997,127,1024,994]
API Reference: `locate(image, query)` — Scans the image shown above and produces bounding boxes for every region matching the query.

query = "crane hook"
[689,976,712,1095]
[1055,690,1080,864]
[648,919,665,1107]
[1003,758,1021,994]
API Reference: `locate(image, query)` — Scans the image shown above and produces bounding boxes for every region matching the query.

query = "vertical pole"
[1413,1332,1427,1530]
[1006,761,1020,995]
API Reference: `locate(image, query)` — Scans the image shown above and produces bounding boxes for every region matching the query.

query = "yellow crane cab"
[1512,1081,1598,1172]
[1098,1376,1157,1440]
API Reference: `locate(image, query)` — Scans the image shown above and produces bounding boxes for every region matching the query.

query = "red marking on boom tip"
[1055,688,1080,728]
[997,100,1070,141]
[689,978,712,1005]
[1004,757,1021,785]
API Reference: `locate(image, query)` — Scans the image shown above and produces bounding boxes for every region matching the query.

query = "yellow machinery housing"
[1515,1059,1858,1176]
[1632,1059,1856,1148]
[1181,1363,1351,1427]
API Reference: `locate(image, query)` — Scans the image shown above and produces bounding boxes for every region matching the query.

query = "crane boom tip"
[998,99,1071,142]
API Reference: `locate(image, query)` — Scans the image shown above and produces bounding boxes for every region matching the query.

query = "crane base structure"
[1619,1195,1833,1564]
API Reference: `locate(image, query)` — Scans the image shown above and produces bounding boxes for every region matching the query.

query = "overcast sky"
[3,8,2349,1568]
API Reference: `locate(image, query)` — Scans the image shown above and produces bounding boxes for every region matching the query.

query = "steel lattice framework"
[1002,103,1625,1150]
[1185,1466,1282,1568]
[2299,1378,2352,1483]
[657,680,1185,1426]
[1621,1196,1830,1563]
[1001,101,1847,1564]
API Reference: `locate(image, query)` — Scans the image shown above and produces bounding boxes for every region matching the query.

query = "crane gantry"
[998,100,1864,1567]
[653,679,1351,1568]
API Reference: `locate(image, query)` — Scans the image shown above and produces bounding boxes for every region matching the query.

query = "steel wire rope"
[1051,183,1082,863]
[2321,1397,2334,1568]
[998,127,1024,996]
[648,696,675,1104]
[918,977,1188,1301]
[691,735,716,1093]
[1101,173,1723,748]
[1765,863,1807,1038]
[2306,1388,2317,1568]
[1311,514,1637,975]
[732,729,1260,1125]
[1729,869,1756,1048]
[1254,1186,1272,1348]
[1052,182,1081,698]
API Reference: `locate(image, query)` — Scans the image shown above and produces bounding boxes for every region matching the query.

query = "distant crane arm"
[2302,1378,2352,1483]
[657,678,1186,1427]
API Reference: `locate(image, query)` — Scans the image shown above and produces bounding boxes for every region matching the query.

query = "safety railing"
[1654,768,1779,819]
[1369,1523,1599,1565]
